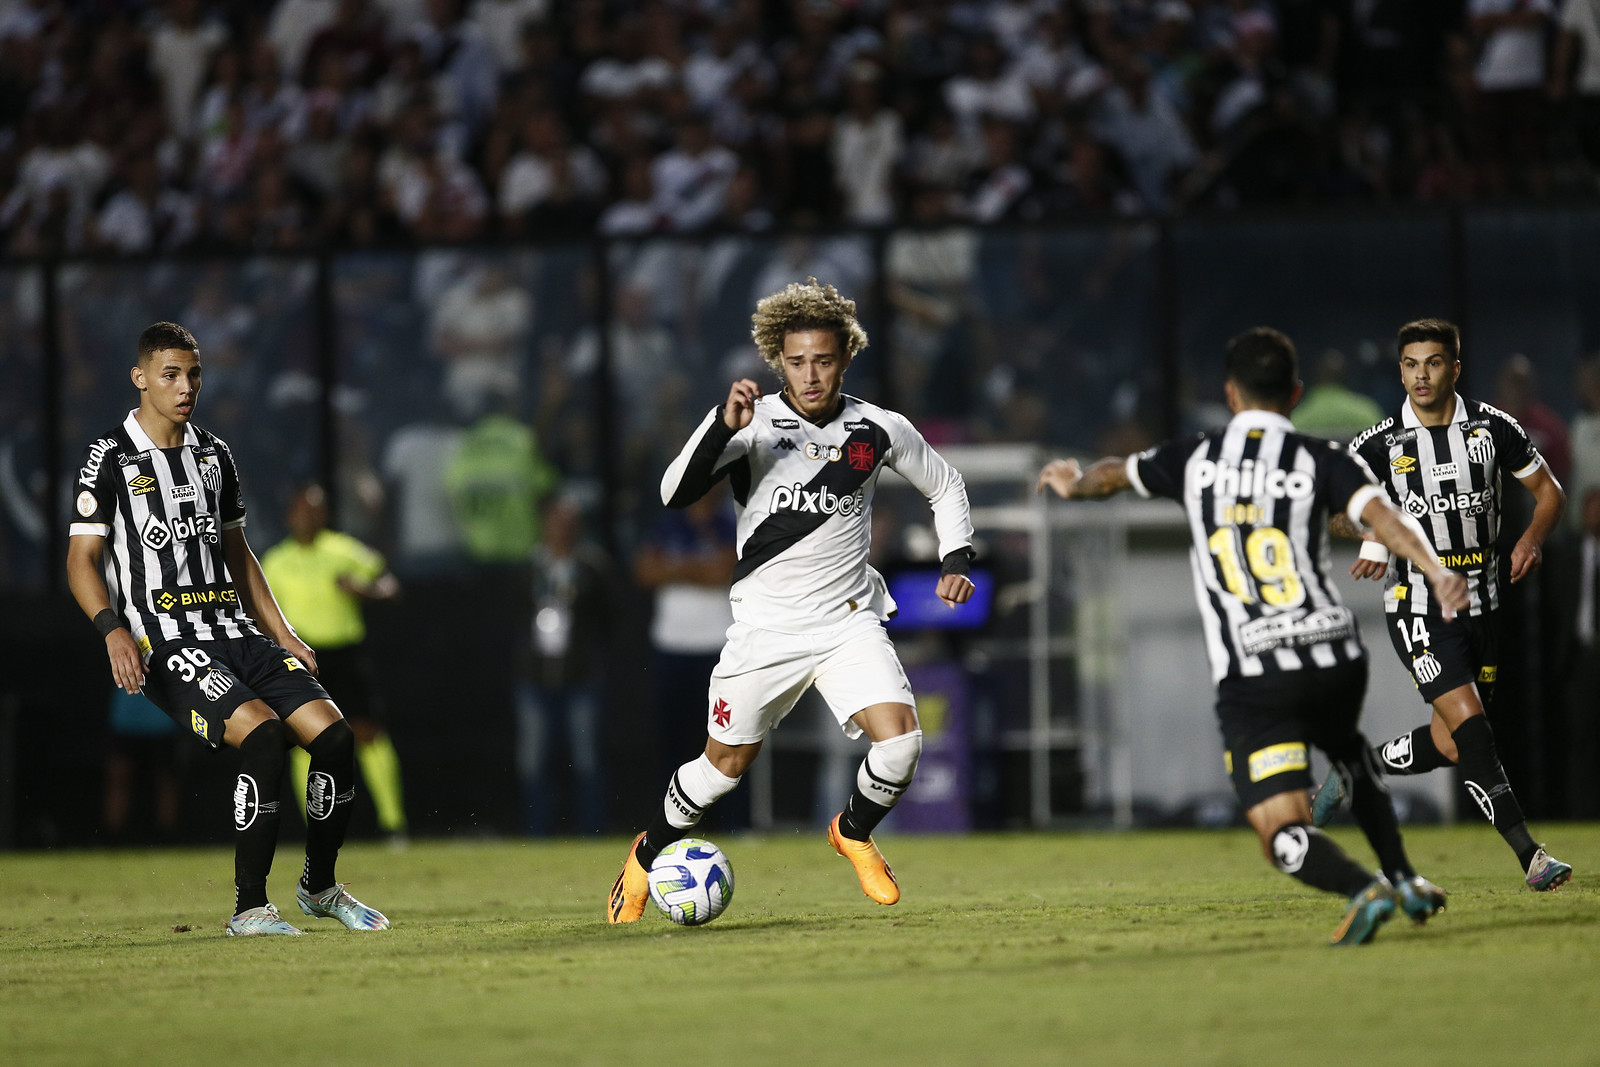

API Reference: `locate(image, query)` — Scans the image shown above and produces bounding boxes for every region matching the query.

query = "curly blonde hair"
[750,277,869,373]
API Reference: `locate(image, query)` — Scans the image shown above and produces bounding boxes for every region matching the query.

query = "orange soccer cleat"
[607,832,651,924]
[828,814,900,905]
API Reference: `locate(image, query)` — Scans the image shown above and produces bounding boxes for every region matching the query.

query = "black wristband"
[93,608,127,638]
[940,547,973,577]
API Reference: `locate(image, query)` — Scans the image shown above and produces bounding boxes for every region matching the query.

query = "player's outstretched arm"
[66,533,145,695]
[1359,496,1468,621]
[1510,464,1566,583]
[223,527,319,675]
[1328,512,1387,581]
[1036,457,1132,500]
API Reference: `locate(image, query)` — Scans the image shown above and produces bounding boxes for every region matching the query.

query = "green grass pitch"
[3,825,1597,1065]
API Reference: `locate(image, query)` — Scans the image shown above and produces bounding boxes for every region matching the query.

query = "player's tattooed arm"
[66,534,145,695]
[223,527,320,675]
[1360,496,1468,620]
[1510,463,1566,583]
[1036,457,1131,500]
[1329,512,1388,580]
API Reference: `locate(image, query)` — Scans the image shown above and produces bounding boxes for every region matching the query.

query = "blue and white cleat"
[1394,875,1447,923]
[1525,847,1573,892]
[226,903,304,936]
[296,883,392,930]
[1330,875,1396,946]
[1310,766,1349,828]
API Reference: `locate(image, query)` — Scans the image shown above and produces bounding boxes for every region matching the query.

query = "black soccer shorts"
[144,634,329,749]
[1384,612,1497,706]
[1215,659,1369,810]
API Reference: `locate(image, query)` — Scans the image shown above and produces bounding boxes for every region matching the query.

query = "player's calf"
[829,730,921,905]
[232,717,287,918]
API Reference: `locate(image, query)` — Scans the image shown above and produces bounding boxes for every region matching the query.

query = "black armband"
[93,608,127,638]
[939,548,973,577]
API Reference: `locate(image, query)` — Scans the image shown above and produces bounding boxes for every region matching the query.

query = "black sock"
[638,809,687,870]
[1271,823,1374,897]
[837,788,892,842]
[1451,715,1539,869]
[1372,724,1455,776]
[300,720,356,895]
[1340,743,1416,883]
[234,719,286,914]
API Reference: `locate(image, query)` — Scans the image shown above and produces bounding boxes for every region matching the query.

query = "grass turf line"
[1,825,1596,1065]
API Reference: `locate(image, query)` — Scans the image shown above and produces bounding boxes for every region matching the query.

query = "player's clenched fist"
[1036,458,1083,499]
[723,379,763,430]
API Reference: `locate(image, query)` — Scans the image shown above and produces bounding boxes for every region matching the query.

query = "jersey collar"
[1227,408,1295,433]
[779,390,848,428]
[1401,393,1467,429]
[124,409,200,451]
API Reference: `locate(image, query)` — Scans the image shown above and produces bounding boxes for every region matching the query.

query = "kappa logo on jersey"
[711,697,731,728]
[804,442,842,461]
[1466,428,1494,465]
[847,442,875,471]
[1412,651,1443,684]
[170,483,198,503]
[773,438,798,451]
[78,437,115,486]
[1381,733,1414,770]
[1391,455,1418,473]
[129,475,157,496]
[771,418,800,429]
[1191,458,1314,501]
[770,482,865,517]
[76,490,97,517]
[198,669,234,702]
[199,460,221,493]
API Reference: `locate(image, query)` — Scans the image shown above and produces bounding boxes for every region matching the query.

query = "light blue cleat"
[1525,847,1572,892]
[1394,875,1447,923]
[1330,875,1395,946]
[226,903,304,937]
[297,883,392,930]
[1310,766,1349,828]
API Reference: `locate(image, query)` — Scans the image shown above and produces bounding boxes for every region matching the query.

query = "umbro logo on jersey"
[770,482,864,517]
[771,418,800,429]
[1390,455,1418,473]
[774,438,798,451]
[129,475,157,496]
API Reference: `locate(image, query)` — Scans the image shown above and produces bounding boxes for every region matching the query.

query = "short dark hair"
[1224,326,1299,404]
[1396,318,1459,362]
[137,322,198,365]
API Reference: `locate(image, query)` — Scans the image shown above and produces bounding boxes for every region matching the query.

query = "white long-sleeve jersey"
[660,393,973,634]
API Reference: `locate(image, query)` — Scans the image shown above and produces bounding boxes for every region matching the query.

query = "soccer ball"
[647,839,735,926]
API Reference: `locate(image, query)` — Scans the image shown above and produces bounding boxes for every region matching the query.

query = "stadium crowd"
[5,0,1600,256]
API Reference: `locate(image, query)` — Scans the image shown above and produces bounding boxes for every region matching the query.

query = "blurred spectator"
[469,0,550,76]
[1553,0,1600,179]
[94,154,198,254]
[1092,53,1198,212]
[408,0,499,134]
[1568,355,1600,531]
[831,62,903,225]
[945,35,1036,142]
[431,262,533,413]
[652,113,739,232]
[497,108,608,237]
[103,688,183,845]
[1496,352,1572,484]
[267,0,338,83]
[1468,0,1555,195]
[148,0,229,143]
[596,152,661,235]
[302,0,389,89]
[1290,349,1386,441]
[261,484,409,843]
[1567,489,1600,815]
[513,494,614,835]
[634,486,736,777]
[445,395,558,563]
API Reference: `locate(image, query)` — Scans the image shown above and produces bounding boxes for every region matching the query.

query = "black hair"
[1224,326,1298,404]
[1396,318,1460,362]
[137,322,198,365]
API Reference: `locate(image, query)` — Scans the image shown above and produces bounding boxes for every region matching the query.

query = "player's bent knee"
[305,717,354,762]
[859,730,923,805]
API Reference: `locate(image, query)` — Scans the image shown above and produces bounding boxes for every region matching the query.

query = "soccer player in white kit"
[608,278,975,922]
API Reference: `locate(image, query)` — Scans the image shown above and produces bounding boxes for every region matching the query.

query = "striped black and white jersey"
[69,410,260,658]
[1128,409,1387,683]
[661,393,973,634]
[1350,394,1542,618]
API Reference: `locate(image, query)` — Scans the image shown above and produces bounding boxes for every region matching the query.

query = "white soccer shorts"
[706,614,916,745]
